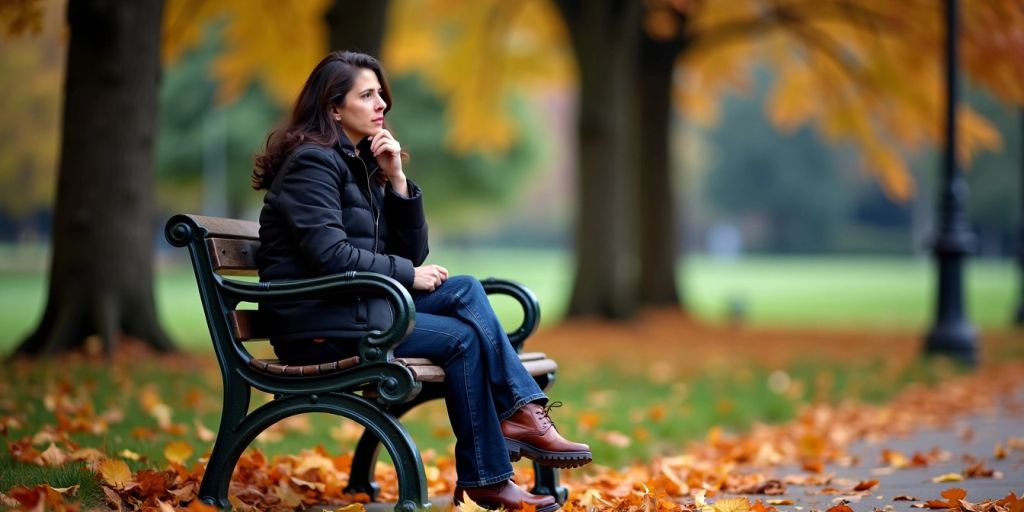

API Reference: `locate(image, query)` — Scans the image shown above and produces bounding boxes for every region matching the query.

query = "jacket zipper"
[352,155,382,253]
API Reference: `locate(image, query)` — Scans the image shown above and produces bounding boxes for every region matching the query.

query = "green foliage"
[0,459,104,510]
[0,250,1017,354]
[963,87,1023,255]
[156,22,282,217]
[703,69,853,253]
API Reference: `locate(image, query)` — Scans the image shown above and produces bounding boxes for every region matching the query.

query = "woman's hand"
[412,264,448,292]
[370,129,408,197]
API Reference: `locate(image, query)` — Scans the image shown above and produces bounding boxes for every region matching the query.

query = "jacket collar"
[335,132,376,166]
[335,130,357,157]
[335,130,374,154]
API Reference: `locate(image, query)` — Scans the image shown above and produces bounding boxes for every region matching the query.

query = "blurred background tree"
[0,1,61,241]
[1,0,1022,355]
[388,0,1020,319]
[8,0,171,355]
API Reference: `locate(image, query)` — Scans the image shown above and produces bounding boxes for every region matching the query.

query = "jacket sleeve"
[383,179,429,266]
[271,148,416,287]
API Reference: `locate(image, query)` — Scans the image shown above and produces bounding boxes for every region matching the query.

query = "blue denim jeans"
[400,275,547,486]
[273,275,546,487]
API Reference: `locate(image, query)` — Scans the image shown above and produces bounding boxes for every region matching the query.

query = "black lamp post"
[1015,109,1024,326]
[924,0,978,364]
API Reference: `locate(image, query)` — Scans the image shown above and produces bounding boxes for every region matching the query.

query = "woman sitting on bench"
[251,50,592,511]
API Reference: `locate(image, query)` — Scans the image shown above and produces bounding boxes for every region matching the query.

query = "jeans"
[274,275,547,487]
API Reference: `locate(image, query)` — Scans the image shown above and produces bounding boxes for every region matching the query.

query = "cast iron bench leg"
[200,392,430,511]
[199,376,252,509]
[344,397,424,500]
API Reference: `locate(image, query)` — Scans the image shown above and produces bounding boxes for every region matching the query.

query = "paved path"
[757,405,1023,510]
[352,403,1024,511]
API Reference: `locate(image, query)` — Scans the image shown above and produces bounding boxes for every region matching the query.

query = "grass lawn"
[0,243,1019,508]
[0,246,1016,352]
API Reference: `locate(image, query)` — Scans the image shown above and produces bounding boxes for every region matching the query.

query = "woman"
[252,51,591,511]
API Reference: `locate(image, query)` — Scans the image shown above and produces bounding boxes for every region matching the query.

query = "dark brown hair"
[252,51,394,190]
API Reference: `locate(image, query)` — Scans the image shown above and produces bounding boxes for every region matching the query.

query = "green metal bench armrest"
[216,272,414,365]
[481,278,541,352]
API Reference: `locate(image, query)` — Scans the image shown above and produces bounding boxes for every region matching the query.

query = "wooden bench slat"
[522,357,557,376]
[249,355,361,376]
[229,310,269,341]
[185,214,260,240]
[256,353,556,385]
[207,238,259,276]
[518,352,546,362]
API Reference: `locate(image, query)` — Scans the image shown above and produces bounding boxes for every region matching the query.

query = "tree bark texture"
[555,0,643,319]
[14,0,173,356]
[325,0,390,56]
[635,25,687,308]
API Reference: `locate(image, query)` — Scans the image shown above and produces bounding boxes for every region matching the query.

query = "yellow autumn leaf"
[291,451,336,475]
[194,419,215,443]
[68,448,105,462]
[118,449,142,461]
[694,489,709,508]
[163,440,194,465]
[46,484,79,496]
[272,480,305,509]
[458,490,490,512]
[931,473,964,483]
[957,105,1002,168]
[712,497,753,512]
[330,504,367,512]
[97,459,133,488]
[579,488,612,509]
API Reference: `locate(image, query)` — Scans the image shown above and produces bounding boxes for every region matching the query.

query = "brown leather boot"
[501,402,592,468]
[454,480,559,512]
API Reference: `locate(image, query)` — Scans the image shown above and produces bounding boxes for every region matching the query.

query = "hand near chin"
[370,129,403,179]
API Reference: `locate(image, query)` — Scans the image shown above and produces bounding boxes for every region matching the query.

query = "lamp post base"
[925,319,977,366]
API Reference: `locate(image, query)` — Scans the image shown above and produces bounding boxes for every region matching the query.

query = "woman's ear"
[329,105,342,122]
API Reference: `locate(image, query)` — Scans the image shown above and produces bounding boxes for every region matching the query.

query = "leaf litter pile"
[1,317,1022,511]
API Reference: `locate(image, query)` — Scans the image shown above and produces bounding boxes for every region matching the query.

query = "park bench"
[164,214,568,511]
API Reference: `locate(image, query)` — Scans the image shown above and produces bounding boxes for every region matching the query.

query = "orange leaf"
[941,489,968,501]
[827,506,855,512]
[853,480,879,491]
[97,459,133,488]
[184,501,218,511]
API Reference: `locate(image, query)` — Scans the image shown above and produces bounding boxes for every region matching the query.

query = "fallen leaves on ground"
[2,327,1023,510]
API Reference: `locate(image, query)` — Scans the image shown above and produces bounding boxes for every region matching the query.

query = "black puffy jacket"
[256,135,429,344]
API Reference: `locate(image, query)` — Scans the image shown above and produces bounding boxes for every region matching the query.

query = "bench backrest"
[165,214,269,345]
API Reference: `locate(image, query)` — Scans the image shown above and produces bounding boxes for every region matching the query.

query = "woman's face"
[334,68,387,143]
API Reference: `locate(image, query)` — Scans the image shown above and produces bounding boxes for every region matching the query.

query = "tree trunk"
[556,0,643,319]
[636,24,687,308]
[325,0,390,56]
[14,0,173,357]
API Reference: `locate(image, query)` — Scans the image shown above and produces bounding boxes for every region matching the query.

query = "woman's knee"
[445,275,483,296]
[444,321,483,361]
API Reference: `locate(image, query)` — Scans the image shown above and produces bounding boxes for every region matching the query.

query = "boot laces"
[534,401,562,428]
